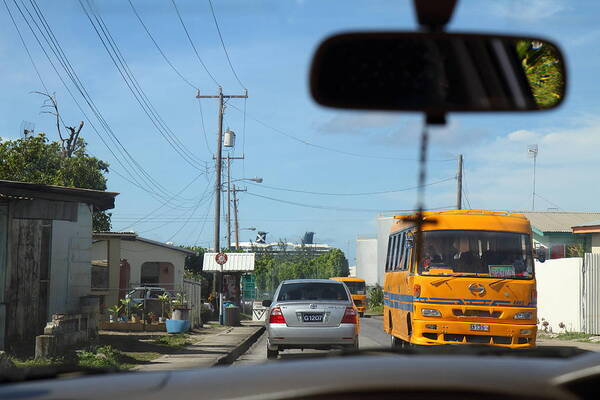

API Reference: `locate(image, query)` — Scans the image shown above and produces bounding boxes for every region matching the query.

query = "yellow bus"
[330,277,367,316]
[383,210,537,348]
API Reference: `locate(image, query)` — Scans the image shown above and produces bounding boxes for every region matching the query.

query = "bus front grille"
[452,309,502,318]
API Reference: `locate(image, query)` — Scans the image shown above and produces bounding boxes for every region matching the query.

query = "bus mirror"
[534,248,546,263]
[537,253,546,263]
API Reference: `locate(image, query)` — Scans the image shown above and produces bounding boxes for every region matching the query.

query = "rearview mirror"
[310,32,566,113]
[262,300,272,307]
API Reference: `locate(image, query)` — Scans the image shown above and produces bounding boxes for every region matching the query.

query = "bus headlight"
[514,312,533,320]
[422,308,441,317]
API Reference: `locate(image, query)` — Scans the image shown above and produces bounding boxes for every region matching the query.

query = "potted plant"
[147,312,156,324]
[171,292,190,321]
[158,293,171,323]
[107,304,122,323]
[130,302,143,323]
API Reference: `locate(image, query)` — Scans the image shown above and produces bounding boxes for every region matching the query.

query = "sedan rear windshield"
[277,283,349,302]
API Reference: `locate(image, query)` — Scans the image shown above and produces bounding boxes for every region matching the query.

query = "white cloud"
[489,0,567,23]
[463,115,600,211]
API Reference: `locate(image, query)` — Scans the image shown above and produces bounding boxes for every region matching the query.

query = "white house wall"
[120,240,186,290]
[535,258,582,333]
[355,237,378,286]
[376,216,395,286]
[48,203,93,316]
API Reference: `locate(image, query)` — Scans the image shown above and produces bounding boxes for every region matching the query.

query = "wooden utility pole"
[196,88,247,324]
[232,184,247,249]
[456,154,463,210]
[223,155,244,249]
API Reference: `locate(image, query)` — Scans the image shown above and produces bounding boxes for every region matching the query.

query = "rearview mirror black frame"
[310,32,566,113]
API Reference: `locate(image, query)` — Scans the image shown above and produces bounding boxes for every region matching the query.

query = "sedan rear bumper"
[267,323,357,349]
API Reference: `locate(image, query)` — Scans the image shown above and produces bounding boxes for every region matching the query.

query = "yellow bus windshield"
[344,281,366,295]
[420,230,534,279]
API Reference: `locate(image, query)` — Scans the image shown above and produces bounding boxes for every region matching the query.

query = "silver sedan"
[263,279,360,359]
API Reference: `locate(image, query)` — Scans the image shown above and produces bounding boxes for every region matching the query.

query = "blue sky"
[1,0,599,263]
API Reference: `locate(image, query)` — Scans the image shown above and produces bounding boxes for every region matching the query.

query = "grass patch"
[10,357,64,368]
[77,345,127,370]
[557,332,593,341]
[153,333,191,348]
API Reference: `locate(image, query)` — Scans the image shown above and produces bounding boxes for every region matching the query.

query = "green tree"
[516,40,564,108]
[0,133,111,231]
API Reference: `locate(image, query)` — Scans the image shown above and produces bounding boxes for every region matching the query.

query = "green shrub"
[77,345,122,370]
[368,284,383,308]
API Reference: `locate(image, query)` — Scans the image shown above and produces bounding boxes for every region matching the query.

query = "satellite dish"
[20,121,35,137]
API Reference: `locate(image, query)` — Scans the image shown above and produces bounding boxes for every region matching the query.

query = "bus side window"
[385,236,393,271]
[397,232,405,271]
[391,234,397,271]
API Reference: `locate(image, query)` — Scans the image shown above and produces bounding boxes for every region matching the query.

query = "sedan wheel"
[266,348,279,359]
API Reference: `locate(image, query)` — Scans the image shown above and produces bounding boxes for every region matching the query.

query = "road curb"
[212,325,265,366]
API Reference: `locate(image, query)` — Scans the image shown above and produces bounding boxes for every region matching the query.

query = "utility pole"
[528,145,538,211]
[196,87,248,324]
[232,184,247,249]
[223,155,244,249]
[456,154,463,210]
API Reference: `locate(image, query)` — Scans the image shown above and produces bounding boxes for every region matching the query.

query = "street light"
[241,227,256,231]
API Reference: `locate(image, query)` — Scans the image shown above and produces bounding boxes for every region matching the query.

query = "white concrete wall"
[49,203,93,316]
[92,239,187,291]
[356,237,378,286]
[536,258,582,333]
[376,216,395,286]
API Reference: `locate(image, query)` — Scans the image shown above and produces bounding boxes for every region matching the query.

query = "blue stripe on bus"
[384,291,535,308]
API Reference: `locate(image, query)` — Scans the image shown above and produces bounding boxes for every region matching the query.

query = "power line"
[535,193,564,210]
[245,191,455,213]
[198,99,212,154]
[126,0,198,90]
[117,173,208,231]
[2,0,48,93]
[80,0,208,172]
[11,0,181,204]
[229,103,456,162]
[193,195,214,246]
[247,176,455,196]
[170,0,219,86]
[207,0,245,89]
[21,0,195,204]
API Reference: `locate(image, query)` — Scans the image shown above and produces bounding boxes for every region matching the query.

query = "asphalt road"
[233,316,389,365]
[232,316,600,365]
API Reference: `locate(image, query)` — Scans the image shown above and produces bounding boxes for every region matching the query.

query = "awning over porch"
[203,252,255,272]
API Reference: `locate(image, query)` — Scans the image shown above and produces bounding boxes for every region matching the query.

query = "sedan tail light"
[269,306,286,324]
[341,307,358,324]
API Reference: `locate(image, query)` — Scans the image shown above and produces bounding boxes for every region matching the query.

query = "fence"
[183,279,202,328]
[582,253,600,335]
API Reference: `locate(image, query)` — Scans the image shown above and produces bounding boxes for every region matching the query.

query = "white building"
[355,214,397,287]
[92,232,195,308]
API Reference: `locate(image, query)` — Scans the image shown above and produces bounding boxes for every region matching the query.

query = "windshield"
[343,281,366,295]
[277,283,349,302]
[419,230,534,279]
[0,0,595,383]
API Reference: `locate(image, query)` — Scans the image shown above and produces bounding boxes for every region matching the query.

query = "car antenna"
[411,0,458,267]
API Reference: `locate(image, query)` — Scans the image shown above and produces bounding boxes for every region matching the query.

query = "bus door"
[384,229,413,340]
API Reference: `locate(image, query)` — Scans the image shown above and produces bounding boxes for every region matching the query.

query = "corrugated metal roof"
[518,211,600,233]
[572,219,600,228]
[203,252,255,272]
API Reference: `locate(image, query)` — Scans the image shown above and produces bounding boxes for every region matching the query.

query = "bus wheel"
[391,335,403,350]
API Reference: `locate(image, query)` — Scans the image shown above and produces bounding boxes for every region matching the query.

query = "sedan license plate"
[302,313,324,323]
[470,324,490,332]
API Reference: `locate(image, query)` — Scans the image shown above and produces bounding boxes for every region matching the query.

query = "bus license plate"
[302,313,324,322]
[470,324,490,331]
